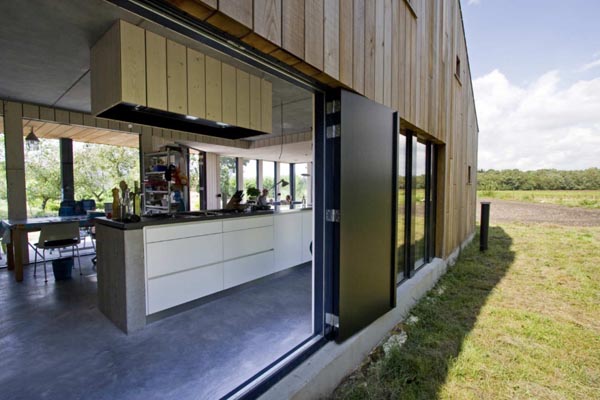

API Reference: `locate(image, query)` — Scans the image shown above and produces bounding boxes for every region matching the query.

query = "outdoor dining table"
[1,215,95,282]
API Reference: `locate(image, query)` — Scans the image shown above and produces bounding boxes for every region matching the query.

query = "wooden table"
[2,215,95,282]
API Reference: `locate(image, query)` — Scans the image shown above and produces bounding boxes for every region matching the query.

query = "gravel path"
[476,198,600,227]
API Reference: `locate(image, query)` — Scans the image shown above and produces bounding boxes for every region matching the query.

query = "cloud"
[580,58,600,71]
[473,69,600,170]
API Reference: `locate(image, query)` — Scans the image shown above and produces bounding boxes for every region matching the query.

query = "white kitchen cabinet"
[147,262,224,314]
[223,225,274,260]
[222,215,273,232]
[274,212,303,272]
[146,233,223,278]
[301,211,313,263]
[223,250,274,289]
[145,220,222,243]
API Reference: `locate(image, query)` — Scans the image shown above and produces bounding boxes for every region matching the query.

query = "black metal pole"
[480,201,490,251]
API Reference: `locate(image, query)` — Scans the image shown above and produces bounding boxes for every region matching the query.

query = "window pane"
[414,142,427,267]
[279,162,290,203]
[262,161,275,201]
[294,163,309,204]
[243,159,257,199]
[397,135,406,283]
[219,156,237,208]
[189,152,201,210]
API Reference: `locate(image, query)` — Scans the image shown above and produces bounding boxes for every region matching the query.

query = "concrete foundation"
[260,232,475,400]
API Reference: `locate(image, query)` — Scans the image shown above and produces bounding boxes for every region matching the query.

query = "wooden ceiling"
[0,116,139,148]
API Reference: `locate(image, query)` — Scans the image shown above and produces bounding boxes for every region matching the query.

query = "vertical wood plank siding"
[177,0,478,257]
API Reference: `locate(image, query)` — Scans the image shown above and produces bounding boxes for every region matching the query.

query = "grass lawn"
[333,222,600,399]
[478,190,600,209]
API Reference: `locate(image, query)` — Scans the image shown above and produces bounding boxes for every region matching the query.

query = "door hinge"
[326,124,341,139]
[326,100,340,114]
[326,209,340,223]
[325,312,339,328]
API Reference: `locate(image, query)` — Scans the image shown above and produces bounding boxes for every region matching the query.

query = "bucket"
[52,257,73,281]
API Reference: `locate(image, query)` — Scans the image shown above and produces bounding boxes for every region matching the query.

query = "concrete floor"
[0,256,312,400]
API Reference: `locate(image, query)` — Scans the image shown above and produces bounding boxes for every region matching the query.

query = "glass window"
[294,163,309,204]
[414,141,427,267]
[262,161,275,201]
[243,159,257,199]
[397,133,436,284]
[278,162,290,203]
[189,151,201,210]
[219,156,237,208]
[396,135,406,283]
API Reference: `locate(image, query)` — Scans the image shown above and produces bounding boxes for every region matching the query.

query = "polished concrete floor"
[0,257,312,400]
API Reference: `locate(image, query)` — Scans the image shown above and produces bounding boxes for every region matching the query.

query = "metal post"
[480,201,490,251]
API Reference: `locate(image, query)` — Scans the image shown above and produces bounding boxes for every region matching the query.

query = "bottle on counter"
[111,187,121,220]
[302,195,306,208]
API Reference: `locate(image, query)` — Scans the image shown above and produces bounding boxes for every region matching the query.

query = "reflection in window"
[219,156,237,208]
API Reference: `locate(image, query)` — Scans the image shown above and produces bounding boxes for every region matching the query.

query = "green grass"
[333,222,600,399]
[478,190,600,209]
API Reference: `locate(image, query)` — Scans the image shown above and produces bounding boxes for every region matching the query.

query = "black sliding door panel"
[337,90,395,341]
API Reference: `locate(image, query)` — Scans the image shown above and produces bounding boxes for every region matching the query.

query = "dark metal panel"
[337,90,395,341]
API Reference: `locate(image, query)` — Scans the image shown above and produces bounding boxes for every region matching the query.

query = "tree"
[24,139,61,214]
[74,143,139,203]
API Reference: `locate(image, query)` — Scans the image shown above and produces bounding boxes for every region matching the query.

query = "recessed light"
[186,115,199,120]
[216,121,229,127]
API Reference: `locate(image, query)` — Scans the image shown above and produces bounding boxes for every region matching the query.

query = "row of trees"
[477,168,600,191]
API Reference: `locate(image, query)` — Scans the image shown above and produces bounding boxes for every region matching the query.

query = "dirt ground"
[476,198,600,227]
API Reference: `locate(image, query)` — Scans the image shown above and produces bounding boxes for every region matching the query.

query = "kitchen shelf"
[143,148,184,215]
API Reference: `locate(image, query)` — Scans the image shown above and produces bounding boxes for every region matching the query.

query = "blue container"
[52,258,73,281]
[58,206,74,216]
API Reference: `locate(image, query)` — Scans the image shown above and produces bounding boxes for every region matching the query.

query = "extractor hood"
[91,20,272,140]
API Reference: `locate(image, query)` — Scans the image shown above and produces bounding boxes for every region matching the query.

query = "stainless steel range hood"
[91,20,272,139]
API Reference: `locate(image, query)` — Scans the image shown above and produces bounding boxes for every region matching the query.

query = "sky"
[461,0,600,171]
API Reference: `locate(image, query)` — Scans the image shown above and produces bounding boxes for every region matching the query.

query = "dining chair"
[34,222,82,282]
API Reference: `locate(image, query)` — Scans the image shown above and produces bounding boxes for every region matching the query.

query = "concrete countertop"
[94,207,312,230]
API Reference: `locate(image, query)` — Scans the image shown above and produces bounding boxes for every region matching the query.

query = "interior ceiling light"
[216,121,229,127]
[185,115,199,120]
[25,127,40,151]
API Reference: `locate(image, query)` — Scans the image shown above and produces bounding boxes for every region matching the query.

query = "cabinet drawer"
[146,233,223,278]
[222,215,273,232]
[223,225,273,260]
[224,251,274,289]
[147,263,224,314]
[144,220,222,243]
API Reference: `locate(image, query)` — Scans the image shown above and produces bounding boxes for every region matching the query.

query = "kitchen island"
[95,208,312,333]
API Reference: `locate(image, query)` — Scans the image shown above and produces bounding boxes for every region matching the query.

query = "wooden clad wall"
[91,20,273,134]
[169,0,478,258]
